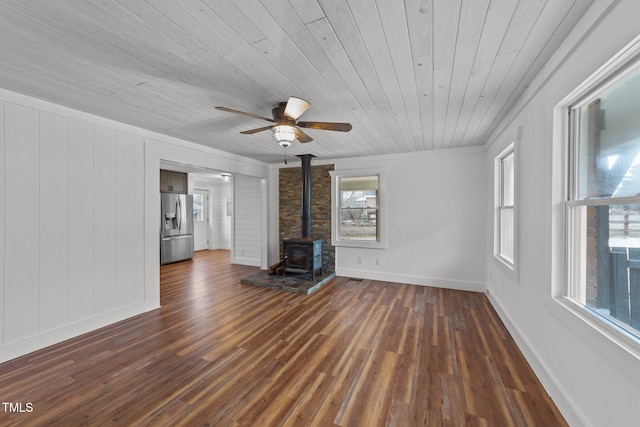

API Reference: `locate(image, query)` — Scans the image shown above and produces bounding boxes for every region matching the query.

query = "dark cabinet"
[160,169,188,193]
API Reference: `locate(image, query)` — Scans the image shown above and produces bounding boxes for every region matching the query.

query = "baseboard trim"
[335,268,485,293]
[231,256,262,267]
[486,291,588,427]
[0,302,160,364]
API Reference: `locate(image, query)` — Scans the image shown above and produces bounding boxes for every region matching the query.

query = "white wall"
[0,97,146,362]
[330,148,486,291]
[265,149,485,290]
[233,174,264,267]
[484,1,640,425]
[212,180,232,250]
[0,88,270,363]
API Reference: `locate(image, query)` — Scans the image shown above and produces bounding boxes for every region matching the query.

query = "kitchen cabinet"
[160,169,188,193]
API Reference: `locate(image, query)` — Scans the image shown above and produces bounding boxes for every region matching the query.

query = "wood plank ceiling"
[0,0,594,163]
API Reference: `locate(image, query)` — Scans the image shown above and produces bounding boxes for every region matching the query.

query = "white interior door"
[193,190,209,251]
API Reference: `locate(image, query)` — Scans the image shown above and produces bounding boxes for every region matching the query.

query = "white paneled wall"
[114,132,143,308]
[5,103,40,343]
[1,101,145,357]
[93,126,117,315]
[233,174,263,267]
[0,88,270,363]
[212,181,231,250]
[68,120,95,322]
[39,112,69,331]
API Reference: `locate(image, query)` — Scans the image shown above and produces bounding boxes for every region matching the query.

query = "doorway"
[193,189,209,251]
[191,174,232,253]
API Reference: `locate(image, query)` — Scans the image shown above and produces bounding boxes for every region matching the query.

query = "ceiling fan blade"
[283,97,311,120]
[296,128,313,143]
[215,106,275,122]
[240,125,274,134]
[296,121,352,132]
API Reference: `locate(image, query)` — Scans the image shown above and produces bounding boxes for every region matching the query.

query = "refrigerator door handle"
[176,197,181,234]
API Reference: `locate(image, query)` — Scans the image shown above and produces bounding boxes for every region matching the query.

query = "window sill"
[491,255,519,285]
[332,239,387,249]
[494,254,515,270]
[547,294,640,386]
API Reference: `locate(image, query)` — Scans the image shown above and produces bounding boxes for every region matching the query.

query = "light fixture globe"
[272,125,296,147]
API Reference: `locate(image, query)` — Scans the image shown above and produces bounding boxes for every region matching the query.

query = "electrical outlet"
[376,258,382,266]
[357,256,363,264]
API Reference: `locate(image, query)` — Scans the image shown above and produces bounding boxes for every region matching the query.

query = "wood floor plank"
[0,250,567,426]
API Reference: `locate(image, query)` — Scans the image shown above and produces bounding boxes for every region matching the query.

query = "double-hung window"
[565,58,640,341]
[495,143,515,268]
[329,169,386,249]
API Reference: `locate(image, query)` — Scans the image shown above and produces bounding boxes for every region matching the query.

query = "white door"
[193,190,209,251]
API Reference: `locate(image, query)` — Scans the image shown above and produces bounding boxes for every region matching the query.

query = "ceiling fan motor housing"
[272,103,287,121]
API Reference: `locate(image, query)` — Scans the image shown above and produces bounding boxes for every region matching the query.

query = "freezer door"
[161,193,180,237]
[160,235,194,265]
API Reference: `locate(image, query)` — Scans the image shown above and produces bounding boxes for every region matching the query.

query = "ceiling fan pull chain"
[284,146,288,165]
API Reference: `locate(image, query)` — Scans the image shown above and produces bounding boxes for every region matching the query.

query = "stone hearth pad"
[241,271,336,295]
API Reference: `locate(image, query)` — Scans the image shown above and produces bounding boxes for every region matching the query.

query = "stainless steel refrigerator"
[160,193,194,265]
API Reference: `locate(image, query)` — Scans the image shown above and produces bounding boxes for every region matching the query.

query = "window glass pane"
[339,175,379,241]
[571,203,640,337]
[339,176,379,192]
[576,67,640,199]
[339,208,378,240]
[502,152,515,206]
[193,193,204,222]
[339,189,378,209]
[500,207,514,262]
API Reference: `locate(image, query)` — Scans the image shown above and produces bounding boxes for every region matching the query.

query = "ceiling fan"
[215,96,352,147]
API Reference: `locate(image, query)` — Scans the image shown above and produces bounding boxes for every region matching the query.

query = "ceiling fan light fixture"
[272,125,296,147]
[216,98,351,148]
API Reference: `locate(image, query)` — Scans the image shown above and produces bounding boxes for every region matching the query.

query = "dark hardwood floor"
[0,250,566,426]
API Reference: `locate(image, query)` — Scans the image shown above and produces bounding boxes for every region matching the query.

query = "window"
[495,143,515,268]
[329,169,386,249]
[193,192,205,222]
[565,59,640,341]
[339,176,378,241]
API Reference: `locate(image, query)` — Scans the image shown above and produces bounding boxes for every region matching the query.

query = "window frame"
[494,142,516,270]
[552,35,640,369]
[329,168,387,249]
[193,191,206,223]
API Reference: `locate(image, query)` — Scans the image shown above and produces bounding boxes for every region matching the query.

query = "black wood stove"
[282,154,325,279]
[282,237,324,280]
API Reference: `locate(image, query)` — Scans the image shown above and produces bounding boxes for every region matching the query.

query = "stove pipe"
[298,154,314,238]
